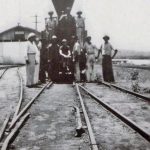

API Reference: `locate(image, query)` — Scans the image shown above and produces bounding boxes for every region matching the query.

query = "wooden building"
[0,25,41,41]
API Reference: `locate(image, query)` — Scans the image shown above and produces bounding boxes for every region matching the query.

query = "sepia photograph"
[0,0,150,149]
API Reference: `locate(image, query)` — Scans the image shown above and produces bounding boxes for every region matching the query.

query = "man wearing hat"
[96,35,118,82]
[25,33,40,87]
[76,11,85,47]
[47,35,60,81]
[46,11,57,40]
[57,7,76,43]
[72,36,81,82]
[83,36,96,82]
[39,31,49,83]
[59,39,71,74]
[66,7,76,42]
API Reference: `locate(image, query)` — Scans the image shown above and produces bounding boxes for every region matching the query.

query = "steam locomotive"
[42,0,87,83]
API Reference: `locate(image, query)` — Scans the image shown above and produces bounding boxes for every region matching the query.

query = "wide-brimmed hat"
[103,35,110,40]
[52,35,57,39]
[62,39,67,42]
[48,11,53,15]
[77,11,82,14]
[27,33,36,40]
[86,36,91,40]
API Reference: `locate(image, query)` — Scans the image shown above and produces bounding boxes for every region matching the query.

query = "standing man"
[25,33,39,87]
[39,31,49,83]
[72,36,81,82]
[65,7,76,44]
[57,7,76,43]
[83,36,96,82]
[96,35,118,82]
[46,11,57,40]
[76,11,85,47]
[34,37,41,84]
[79,48,87,85]
[47,35,60,81]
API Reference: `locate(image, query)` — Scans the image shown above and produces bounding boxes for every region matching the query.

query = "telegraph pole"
[32,15,40,31]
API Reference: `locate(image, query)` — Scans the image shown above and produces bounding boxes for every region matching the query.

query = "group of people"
[44,8,85,47]
[25,9,118,87]
[72,35,118,83]
[25,33,118,87]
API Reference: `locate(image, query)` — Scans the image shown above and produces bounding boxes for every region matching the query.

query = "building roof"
[0,25,40,36]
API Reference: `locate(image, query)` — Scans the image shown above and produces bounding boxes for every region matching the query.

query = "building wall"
[0,30,15,41]
[0,41,28,64]
[0,27,41,41]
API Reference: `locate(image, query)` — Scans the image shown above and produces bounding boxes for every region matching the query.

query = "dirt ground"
[80,88,150,150]
[14,84,90,150]
[95,64,150,97]
[12,67,90,150]
[114,66,150,96]
[0,66,150,150]
[0,68,20,127]
[85,83,150,133]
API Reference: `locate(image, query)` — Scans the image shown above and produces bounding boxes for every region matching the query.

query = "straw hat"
[62,39,67,42]
[27,33,36,40]
[77,11,82,14]
[103,35,110,40]
[48,11,53,15]
[86,36,91,40]
[52,35,57,39]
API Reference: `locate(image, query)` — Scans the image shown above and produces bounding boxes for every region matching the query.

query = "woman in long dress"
[25,33,39,87]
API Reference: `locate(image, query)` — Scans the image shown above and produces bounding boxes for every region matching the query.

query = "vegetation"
[113,66,150,95]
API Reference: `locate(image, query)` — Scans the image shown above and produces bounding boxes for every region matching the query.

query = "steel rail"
[0,65,21,79]
[1,113,30,150]
[0,68,22,142]
[0,115,10,142]
[100,81,150,102]
[76,84,99,150]
[0,68,8,79]
[12,69,24,119]
[79,84,150,143]
[8,82,53,130]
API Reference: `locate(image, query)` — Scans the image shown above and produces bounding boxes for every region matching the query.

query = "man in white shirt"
[96,35,118,82]
[76,11,85,47]
[83,36,96,82]
[72,36,81,81]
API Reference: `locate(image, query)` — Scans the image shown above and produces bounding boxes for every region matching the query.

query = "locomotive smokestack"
[52,0,75,16]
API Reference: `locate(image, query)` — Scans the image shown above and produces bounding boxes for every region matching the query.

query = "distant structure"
[0,25,41,42]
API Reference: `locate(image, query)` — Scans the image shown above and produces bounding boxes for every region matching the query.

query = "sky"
[0,0,150,51]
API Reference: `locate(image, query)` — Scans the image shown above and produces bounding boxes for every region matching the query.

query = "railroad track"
[93,81,150,133]
[75,83,150,150]
[0,68,52,150]
[0,68,8,79]
[0,65,21,79]
[99,81,150,102]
